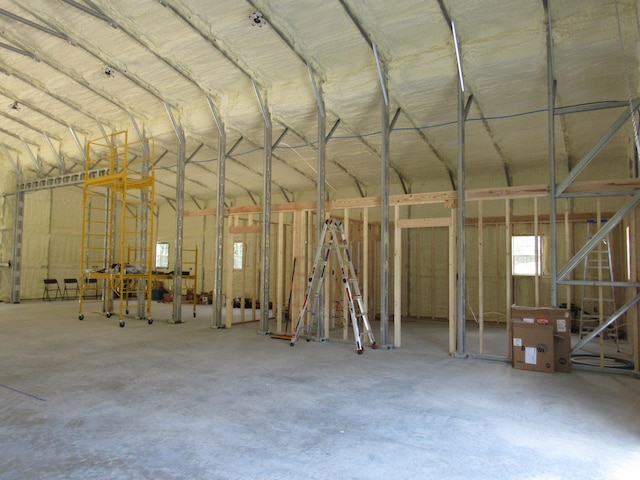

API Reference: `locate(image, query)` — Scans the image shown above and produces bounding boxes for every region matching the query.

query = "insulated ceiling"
[0,0,638,205]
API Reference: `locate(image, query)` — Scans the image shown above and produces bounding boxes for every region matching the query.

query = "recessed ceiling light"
[250,11,266,28]
[103,66,116,78]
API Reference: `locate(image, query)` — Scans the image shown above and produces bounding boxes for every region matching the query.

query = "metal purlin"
[206,95,226,330]
[308,63,327,339]
[253,81,272,334]
[165,103,185,324]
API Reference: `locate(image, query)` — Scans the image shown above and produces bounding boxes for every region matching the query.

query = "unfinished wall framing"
[185,178,640,373]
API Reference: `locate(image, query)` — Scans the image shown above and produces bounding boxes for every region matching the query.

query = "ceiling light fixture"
[103,66,116,78]
[250,11,266,28]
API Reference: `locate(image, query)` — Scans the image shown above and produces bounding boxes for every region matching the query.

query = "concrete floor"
[1,300,640,480]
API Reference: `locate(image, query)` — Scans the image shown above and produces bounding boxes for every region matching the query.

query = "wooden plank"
[225,216,234,328]
[397,217,451,229]
[564,198,572,312]
[478,200,484,354]
[505,199,512,358]
[185,208,216,217]
[394,205,402,347]
[229,225,262,234]
[465,211,617,226]
[276,212,284,332]
[343,208,349,341]
[448,207,456,354]
[534,197,539,307]
[630,212,639,373]
[363,207,369,321]
[185,178,640,218]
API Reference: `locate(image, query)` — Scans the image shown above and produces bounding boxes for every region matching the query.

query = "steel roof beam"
[0,7,71,43]
[21,140,43,177]
[0,111,62,142]
[43,133,65,174]
[0,26,131,114]
[156,0,321,190]
[0,62,97,130]
[338,0,450,190]
[19,4,178,111]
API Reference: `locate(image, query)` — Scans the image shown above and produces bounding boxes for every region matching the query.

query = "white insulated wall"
[2,187,84,300]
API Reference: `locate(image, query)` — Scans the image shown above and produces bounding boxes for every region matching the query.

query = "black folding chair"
[43,279,62,301]
[63,278,79,300]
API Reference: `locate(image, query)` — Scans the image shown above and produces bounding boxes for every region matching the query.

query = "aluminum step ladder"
[290,219,378,354]
[579,219,618,345]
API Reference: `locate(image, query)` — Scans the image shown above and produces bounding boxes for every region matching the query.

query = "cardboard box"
[511,306,572,373]
[511,320,555,373]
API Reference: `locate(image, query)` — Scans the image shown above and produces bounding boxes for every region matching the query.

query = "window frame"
[511,235,542,277]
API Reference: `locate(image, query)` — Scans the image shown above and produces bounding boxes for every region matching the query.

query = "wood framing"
[182,178,639,372]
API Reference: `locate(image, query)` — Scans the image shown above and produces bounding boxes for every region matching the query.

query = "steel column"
[253,81,272,333]
[450,20,468,356]
[455,71,467,356]
[165,103,185,324]
[373,43,390,346]
[544,0,558,306]
[308,63,327,339]
[129,117,152,320]
[207,96,226,330]
[11,191,24,304]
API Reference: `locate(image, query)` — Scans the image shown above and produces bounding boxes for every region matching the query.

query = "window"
[512,235,542,276]
[233,242,244,270]
[155,242,170,269]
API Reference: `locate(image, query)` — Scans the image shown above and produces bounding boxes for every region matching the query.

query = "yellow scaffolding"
[78,130,155,327]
